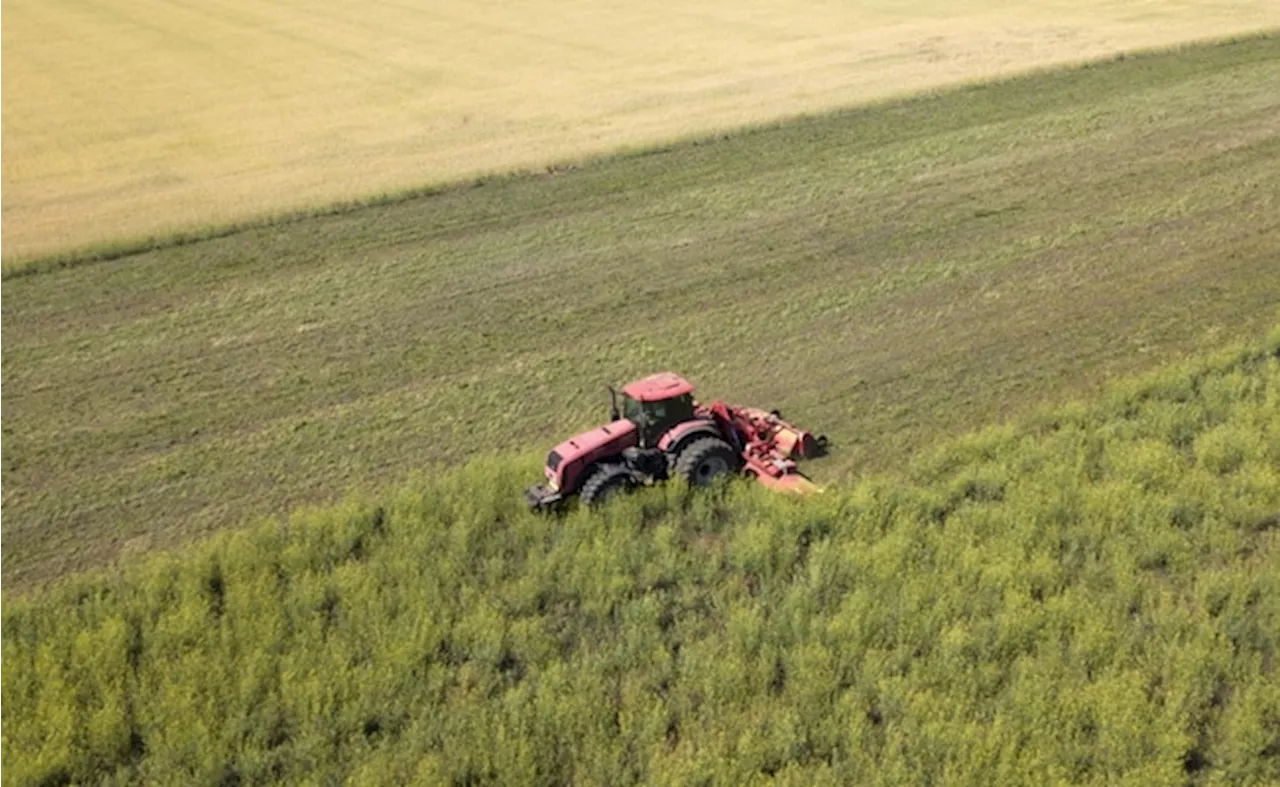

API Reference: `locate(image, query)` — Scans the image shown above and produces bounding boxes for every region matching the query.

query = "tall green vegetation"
[5,332,1279,785]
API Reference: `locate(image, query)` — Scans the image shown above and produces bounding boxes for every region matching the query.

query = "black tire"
[579,465,636,508]
[674,437,739,487]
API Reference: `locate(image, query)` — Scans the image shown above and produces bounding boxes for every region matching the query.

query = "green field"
[5,332,1277,785]
[4,35,1280,593]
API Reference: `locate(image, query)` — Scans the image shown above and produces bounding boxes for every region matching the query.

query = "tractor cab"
[617,373,697,447]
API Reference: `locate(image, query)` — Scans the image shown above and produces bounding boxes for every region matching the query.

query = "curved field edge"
[4,329,1278,786]
[1,29,1274,279]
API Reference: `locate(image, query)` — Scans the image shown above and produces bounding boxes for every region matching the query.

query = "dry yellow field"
[2,0,1277,263]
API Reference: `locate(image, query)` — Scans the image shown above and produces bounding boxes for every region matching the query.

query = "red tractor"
[525,372,827,510]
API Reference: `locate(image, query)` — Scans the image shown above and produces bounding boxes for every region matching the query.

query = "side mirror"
[608,386,620,421]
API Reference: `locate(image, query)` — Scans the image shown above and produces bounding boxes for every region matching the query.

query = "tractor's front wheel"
[579,465,636,508]
[674,437,739,487]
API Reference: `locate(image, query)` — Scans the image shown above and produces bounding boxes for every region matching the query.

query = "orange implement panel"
[772,428,800,458]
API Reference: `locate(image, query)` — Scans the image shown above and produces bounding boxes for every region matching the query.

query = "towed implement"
[525,372,827,510]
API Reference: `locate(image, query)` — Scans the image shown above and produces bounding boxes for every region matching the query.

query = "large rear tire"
[579,465,636,508]
[674,437,739,487]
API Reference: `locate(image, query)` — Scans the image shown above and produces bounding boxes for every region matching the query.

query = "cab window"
[623,395,644,422]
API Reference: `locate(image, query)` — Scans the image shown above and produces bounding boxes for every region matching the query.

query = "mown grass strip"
[3,34,1279,591]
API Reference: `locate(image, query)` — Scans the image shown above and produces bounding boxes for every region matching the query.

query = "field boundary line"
[4,29,1274,280]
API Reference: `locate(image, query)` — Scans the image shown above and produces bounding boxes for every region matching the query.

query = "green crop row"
[4,330,1278,785]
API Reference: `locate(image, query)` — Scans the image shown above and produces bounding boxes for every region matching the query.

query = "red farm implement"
[525,372,827,510]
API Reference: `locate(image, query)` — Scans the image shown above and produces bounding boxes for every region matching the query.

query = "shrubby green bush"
[4,331,1278,785]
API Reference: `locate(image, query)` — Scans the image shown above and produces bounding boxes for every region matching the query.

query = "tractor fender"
[659,419,726,456]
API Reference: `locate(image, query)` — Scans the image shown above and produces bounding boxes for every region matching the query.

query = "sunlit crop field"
[5,337,1278,784]
[2,0,1277,262]
[5,35,1279,591]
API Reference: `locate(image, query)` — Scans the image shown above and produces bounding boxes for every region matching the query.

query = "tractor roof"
[622,372,695,402]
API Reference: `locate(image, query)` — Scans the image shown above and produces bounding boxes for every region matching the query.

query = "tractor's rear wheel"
[674,437,739,487]
[579,465,636,507]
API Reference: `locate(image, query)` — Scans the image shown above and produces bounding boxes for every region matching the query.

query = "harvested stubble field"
[4,35,1279,593]
[2,0,1278,263]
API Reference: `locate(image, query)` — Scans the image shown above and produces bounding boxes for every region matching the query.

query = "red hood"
[547,419,638,493]
[554,419,637,459]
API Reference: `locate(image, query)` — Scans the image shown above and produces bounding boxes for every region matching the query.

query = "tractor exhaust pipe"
[608,385,621,421]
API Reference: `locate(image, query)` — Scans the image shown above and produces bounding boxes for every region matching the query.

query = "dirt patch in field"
[3,0,1277,262]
